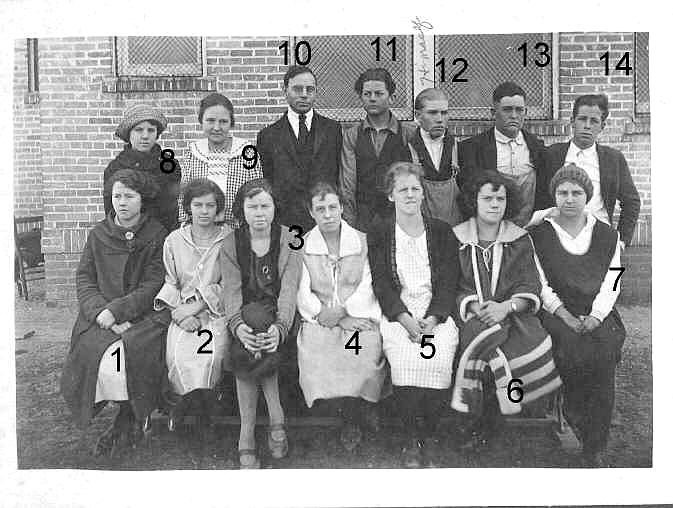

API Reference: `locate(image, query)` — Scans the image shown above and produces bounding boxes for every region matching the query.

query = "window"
[635,32,649,115]
[115,36,204,77]
[27,38,38,93]
[434,33,554,120]
[291,35,414,121]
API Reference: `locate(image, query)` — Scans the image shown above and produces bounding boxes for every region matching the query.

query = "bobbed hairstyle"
[354,67,396,95]
[306,181,341,210]
[382,161,424,197]
[231,178,278,223]
[457,170,523,221]
[181,178,227,221]
[197,93,235,126]
[414,87,448,111]
[572,94,609,122]
[104,168,159,211]
[492,81,526,104]
[283,65,317,88]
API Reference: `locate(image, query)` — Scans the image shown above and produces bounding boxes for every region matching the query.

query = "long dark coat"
[60,213,170,428]
[103,143,182,232]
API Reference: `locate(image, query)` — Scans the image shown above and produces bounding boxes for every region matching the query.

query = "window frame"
[113,36,207,78]
[634,32,649,116]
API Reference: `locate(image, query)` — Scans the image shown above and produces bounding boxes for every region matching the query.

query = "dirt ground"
[14,282,652,470]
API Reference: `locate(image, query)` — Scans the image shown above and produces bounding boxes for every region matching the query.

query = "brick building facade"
[13,33,651,304]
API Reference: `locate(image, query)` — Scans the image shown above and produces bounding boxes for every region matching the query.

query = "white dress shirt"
[563,141,610,224]
[287,107,314,139]
[535,212,621,322]
[420,128,444,171]
[494,128,533,176]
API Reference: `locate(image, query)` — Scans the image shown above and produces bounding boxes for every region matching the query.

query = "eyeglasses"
[289,85,316,95]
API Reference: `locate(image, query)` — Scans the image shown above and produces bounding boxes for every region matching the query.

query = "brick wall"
[12,34,651,304]
[13,39,42,217]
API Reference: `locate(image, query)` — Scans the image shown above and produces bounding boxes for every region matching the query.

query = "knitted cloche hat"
[115,104,168,143]
[549,163,594,203]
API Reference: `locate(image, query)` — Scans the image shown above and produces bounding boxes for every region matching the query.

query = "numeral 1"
[111,346,121,372]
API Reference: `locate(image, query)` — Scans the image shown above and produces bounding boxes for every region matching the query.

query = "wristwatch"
[510,300,518,313]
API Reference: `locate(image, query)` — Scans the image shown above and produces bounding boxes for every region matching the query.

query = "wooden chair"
[14,215,45,300]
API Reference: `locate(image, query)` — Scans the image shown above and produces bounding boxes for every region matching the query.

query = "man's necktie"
[298,113,310,146]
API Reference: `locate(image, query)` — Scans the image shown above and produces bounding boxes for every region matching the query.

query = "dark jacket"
[457,127,553,210]
[546,141,641,246]
[103,143,182,232]
[257,112,342,232]
[60,213,170,428]
[367,215,460,323]
[408,127,459,181]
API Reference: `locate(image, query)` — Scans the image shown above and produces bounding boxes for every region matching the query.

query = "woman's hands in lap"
[475,301,510,327]
[397,313,423,343]
[110,321,132,335]
[96,309,116,329]
[257,324,281,353]
[339,316,377,332]
[317,305,346,328]
[236,323,263,353]
[172,301,203,324]
[179,316,201,332]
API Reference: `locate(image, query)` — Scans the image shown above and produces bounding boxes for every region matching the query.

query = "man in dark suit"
[546,94,641,247]
[257,65,342,232]
[458,82,551,226]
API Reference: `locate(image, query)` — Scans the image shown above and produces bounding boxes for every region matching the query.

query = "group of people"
[60,64,641,469]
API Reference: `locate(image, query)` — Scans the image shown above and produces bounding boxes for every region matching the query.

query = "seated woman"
[179,93,263,227]
[368,162,460,468]
[531,164,625,467]
[61,169,170,456]
[220,178,301,469]
[154,179,232,436]
[297,182,389,452]
[104,104,182,232]
[451,170,561,443]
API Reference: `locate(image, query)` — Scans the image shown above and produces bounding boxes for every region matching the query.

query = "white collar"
[190,136,251,163]
[304,220,362,257]
[287,107,314,123]
[546,210,595,235]
[494,128,524,145]
[420,128,444,144]
[453,217,528,246]
[569,140,597,157]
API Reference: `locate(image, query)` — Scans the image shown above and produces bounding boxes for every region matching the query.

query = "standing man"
[339,68,412,232]
[547,94,641,247]
[257,65,342,232]
[407,88,462,226]
[458,82,551,226]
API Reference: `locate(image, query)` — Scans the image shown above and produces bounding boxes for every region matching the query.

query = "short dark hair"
[572,94,609,121]
[104,168,159,211]
[383,161,424,197]
[231,178,279,223]
[354,67,396,95]
[283,65,317,88]
[197,93,235,126]
[306,181,341,210]
[181,179,227,222]
[492,82,526,104]
[414,87,448,111]
[458,170,523,221]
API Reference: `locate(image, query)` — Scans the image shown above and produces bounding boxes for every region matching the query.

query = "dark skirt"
[230,302,283,381]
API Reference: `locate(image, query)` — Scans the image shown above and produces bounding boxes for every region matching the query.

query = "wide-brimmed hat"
[549,163,594,203]
[115,104,168,142]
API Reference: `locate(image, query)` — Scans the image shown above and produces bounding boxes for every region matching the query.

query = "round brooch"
[125,231,135,241]
[262,265,270,275]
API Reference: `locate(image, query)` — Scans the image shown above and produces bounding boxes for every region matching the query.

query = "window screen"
[115,36,203,77]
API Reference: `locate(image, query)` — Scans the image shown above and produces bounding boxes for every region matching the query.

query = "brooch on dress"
[125,231,135,241]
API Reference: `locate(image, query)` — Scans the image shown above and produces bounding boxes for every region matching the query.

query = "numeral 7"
[608,267,625,291]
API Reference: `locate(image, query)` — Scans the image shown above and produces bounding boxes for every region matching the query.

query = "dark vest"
[531,220,617,316]
[354,125,410,231]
